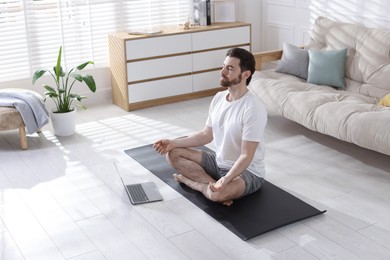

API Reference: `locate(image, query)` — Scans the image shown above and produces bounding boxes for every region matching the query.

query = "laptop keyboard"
[128,184,149,203]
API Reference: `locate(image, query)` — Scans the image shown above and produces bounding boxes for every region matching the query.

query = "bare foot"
[173,173,194,187]
[173,173,183,183]
[174,174,234,206]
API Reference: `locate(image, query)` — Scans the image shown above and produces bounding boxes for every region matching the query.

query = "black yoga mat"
[125,144,326,241]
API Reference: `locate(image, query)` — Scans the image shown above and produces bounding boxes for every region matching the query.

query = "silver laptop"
[115,163,163,205]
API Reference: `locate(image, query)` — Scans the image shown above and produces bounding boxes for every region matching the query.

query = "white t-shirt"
[206,90,268,178]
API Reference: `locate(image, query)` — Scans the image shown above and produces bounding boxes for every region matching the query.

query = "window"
[0,0,191,83]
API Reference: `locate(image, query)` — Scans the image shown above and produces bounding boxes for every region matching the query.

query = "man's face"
[220,56,243,87]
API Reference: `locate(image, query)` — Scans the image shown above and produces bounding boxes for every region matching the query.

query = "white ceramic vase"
[50,108,76,136]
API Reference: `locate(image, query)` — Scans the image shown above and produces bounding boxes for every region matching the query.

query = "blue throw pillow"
[307,48,347,89]
[276,43,309,79]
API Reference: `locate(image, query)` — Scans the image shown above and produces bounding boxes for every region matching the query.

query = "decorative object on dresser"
[32,46,96,136]
[213,0,237,23]
[193,0,211,26]
[249,17,390,156]
[109,22,251,111]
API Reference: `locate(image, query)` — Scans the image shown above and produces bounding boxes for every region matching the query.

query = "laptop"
[115,163,163,205]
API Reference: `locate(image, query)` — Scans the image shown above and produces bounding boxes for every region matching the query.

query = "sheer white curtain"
[0,0,191,83]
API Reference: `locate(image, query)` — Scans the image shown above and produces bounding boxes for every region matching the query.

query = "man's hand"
[209,177,234,206]
[153,139,174,155]
[209,176,228,192]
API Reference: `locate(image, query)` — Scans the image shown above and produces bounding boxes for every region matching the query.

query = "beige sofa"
[249,17,390,156]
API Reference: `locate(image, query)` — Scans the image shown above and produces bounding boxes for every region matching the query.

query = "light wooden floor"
[1,97,390,260]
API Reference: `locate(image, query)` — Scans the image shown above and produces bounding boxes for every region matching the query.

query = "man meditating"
[153,48,267,206]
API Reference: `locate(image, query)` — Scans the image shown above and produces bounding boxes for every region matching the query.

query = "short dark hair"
[226,48,256,85]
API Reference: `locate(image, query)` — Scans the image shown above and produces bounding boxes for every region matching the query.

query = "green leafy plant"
[32,46,96,113]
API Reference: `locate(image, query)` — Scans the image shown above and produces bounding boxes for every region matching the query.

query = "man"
[153,48,267,206]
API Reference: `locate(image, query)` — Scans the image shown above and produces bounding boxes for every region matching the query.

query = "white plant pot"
[50,109,76,136]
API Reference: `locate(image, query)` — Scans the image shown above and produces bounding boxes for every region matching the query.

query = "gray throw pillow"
[276,43,309,79]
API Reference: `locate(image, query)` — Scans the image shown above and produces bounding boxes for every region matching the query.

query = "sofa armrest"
[253,49,283,70]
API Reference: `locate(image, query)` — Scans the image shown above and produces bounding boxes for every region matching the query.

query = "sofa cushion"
[248,71,306,113]
[251,69,306,82]
[307,48,347,89]
[306,17,390,99]
[347,105,390,155]
[276,43,309,79]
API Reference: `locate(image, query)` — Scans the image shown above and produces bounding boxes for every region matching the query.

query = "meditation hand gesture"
[210,176,228,192]
[153,139,174,155]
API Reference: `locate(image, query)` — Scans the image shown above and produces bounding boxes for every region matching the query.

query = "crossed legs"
[166,148,246,206]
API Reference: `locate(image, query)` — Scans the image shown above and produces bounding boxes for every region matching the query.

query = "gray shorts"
[200,150,264,198]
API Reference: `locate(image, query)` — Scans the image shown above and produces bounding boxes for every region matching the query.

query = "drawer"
[192,26,250,51]
[127,54,192,82]
[192,45,250,72]
[193,70,222,92]
[128,75,193,103]
[126,34,192,60]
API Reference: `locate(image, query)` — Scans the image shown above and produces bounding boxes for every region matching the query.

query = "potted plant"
[32,46,96,136]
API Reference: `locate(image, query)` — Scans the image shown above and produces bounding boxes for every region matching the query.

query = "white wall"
[262,0,390,51]
[237,0,262,52]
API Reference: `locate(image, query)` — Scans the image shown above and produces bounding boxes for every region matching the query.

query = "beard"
[220,74,242,87]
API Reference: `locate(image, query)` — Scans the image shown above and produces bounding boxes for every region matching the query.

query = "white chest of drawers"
[109,22,251,111]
